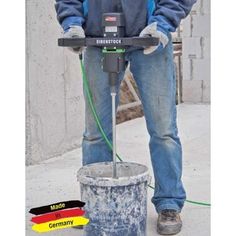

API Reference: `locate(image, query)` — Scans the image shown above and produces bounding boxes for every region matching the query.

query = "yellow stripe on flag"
[32,216,89,233]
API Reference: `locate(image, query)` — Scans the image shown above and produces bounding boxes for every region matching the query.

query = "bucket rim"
[77,162,150,187]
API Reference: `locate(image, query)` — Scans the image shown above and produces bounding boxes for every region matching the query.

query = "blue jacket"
[55,0,196,36]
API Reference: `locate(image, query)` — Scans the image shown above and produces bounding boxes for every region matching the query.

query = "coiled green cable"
[79,55,211,207]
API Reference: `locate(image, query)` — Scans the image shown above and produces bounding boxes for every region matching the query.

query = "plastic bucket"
[77,162,150,236]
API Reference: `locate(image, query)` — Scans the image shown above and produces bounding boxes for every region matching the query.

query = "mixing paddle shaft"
[111,90,117,178]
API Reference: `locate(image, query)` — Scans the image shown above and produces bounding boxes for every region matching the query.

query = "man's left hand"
[139,22,169,55]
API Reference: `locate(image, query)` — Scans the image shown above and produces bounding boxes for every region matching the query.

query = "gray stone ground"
[26,104,210,236]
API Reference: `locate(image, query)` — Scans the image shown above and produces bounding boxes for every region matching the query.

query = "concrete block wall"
[182,0,210,103]
[26,0,85,165]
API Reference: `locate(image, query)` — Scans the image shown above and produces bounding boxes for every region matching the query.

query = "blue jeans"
[82,37,186,213]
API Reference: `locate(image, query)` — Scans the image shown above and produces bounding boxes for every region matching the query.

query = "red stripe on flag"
[31,208,85,224]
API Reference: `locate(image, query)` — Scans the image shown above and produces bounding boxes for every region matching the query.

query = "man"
[55,0,196,235]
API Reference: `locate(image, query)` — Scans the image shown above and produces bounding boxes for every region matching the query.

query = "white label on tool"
[105,26,118,33]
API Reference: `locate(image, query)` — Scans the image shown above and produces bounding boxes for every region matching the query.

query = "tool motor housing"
[102,13,126,82]
[102,13,125,38]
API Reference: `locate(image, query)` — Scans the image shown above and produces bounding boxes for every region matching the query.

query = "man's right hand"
[64,26,85,54]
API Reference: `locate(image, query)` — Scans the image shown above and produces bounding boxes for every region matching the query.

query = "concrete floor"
[26,103,210,236]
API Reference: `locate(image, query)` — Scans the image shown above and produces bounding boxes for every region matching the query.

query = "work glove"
[64,25,85,54]
[139,22,169,55]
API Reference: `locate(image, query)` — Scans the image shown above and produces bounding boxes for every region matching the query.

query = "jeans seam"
[156,203,181,213]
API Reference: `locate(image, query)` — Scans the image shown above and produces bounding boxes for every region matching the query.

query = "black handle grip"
[58,37,159,48]
[58,38,86,47]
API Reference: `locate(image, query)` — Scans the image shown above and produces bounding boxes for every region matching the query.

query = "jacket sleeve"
[55,0,85,31]
[149,0,197,32]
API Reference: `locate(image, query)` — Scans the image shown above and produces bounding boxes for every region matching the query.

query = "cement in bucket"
[77,161,150,236]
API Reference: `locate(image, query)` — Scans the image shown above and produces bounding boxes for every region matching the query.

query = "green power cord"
[79,55,211,207]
